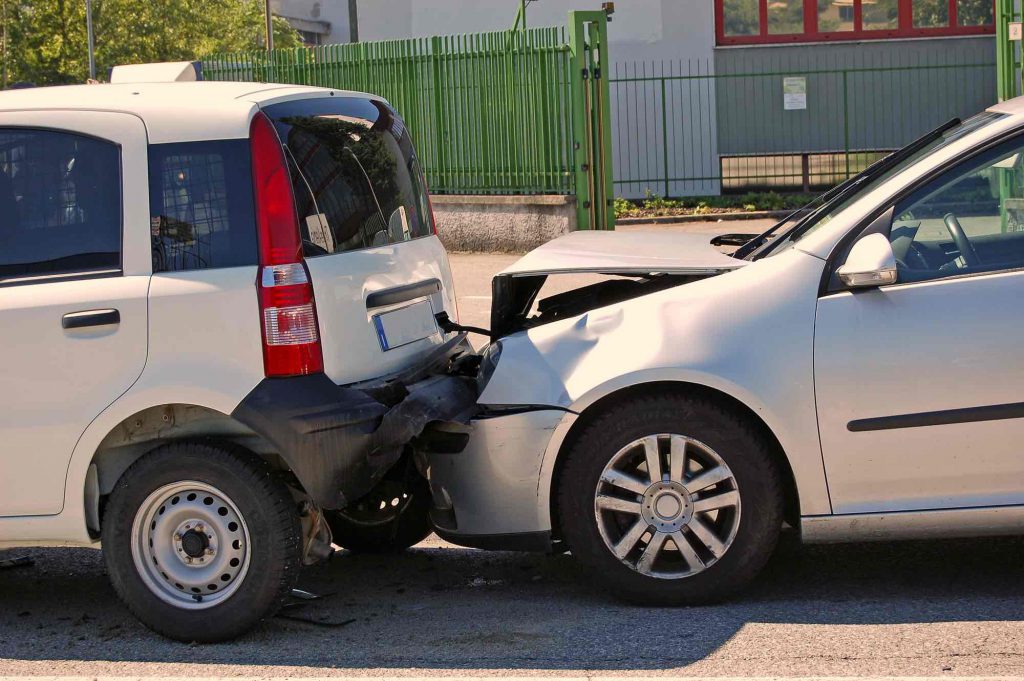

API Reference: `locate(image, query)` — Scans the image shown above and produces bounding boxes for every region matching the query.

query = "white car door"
[815,132,1024,514]
[0,111,150,517]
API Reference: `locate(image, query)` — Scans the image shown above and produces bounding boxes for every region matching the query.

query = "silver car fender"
[479,247,834,520]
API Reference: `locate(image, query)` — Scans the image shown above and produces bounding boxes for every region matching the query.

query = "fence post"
[842,70,850,180]
[568,13,594,230]
[661,76,670,199]
[431,36,447,192]
[568,10,614,231]
[997,0,1018,101]
[592,14,615,230]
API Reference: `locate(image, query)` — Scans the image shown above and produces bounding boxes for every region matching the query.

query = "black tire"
[326,474,433,553]
[556,393,784,606]
[102,441,301,642]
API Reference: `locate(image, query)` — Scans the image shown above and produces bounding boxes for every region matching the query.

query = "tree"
[1,0,301,87]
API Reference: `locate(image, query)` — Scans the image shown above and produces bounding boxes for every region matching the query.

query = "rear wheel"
[326,474,433,553]
[557,394,784,605]
[102,441,300,642]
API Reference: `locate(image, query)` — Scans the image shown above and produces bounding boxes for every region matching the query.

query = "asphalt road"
[6,219,1024,678]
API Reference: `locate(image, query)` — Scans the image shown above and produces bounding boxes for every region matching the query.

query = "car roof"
[0,81,382,144]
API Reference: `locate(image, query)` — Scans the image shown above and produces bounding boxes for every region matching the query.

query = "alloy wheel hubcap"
[594,434,741,580]
[131,481,251,610]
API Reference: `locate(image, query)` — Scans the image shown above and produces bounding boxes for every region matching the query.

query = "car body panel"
[305,235,461,384]
[478,246,833,517]
[815,269,1024,514]
[0,111,151,517]
[497,230,749,277]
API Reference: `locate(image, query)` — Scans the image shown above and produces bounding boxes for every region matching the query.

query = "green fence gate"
[203,10,614,231]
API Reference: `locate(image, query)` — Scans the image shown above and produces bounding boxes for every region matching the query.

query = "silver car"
[422,102,1024,605]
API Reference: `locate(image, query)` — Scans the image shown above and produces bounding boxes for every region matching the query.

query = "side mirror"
[837,233,898,289]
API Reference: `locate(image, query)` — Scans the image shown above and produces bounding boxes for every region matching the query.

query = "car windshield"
[749,111,1008,259]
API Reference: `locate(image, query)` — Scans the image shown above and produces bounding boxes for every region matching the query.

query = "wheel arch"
[545,380,801,541]
[82,403,282,539]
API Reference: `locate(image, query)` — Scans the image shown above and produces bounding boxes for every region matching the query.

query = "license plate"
[373,300,438,351]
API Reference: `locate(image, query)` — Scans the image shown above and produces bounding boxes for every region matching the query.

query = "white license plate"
[373,300,439,351]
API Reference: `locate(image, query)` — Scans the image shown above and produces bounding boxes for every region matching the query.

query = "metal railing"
[205,27,576,196]
[611,57,997,198]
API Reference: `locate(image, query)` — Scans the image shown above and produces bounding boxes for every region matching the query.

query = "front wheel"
[102,441,301,642]
[556,394,784,606]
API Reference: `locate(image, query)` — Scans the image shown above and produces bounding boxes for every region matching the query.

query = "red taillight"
[250,112,324,377]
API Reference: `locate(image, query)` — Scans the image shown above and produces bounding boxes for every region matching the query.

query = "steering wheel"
[942,213,981,268]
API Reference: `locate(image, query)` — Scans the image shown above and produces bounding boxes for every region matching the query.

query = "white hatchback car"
[0,79,474,640]
[424,104,1024,605]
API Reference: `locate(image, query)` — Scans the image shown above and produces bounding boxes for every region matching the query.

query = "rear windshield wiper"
[733,117,961,259]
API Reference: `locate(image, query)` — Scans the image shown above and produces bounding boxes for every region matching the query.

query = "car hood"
[498,230,748,277]
[490,231,748,339]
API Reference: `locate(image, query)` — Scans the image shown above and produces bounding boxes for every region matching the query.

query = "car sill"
[802,505,1024,543]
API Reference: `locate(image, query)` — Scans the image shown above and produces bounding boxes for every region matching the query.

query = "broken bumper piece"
[232,370,478,510]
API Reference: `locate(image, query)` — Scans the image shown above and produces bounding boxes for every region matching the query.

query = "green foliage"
[614,191,816,219]
[1,0,301,87]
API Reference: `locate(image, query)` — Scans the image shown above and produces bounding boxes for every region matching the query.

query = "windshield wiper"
[733,117,962,260]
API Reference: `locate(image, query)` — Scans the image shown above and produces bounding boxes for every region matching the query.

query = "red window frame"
[715,0,995,46]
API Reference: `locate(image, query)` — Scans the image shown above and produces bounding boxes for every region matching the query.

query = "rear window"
[148,140,257,273]
[263,96,434,257]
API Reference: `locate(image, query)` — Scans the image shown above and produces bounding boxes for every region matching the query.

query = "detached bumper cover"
[232,371,477,510]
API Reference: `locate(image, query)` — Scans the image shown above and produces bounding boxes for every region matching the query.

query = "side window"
[0,128,121,281]
[891,136,1024,284]
[148,140,257,273]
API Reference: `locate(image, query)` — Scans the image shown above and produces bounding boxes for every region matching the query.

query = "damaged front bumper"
[232,339,478,510]
[422,407,572,553]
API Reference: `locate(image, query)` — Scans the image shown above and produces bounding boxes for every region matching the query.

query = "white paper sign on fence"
[783,76,807,111]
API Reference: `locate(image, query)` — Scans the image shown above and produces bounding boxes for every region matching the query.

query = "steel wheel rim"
[334,480,412,528]
[130,481,251,610]
[594,434,741,580]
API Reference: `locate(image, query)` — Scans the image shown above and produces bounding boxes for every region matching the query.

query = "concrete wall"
[432,195,575,253]
[714,36,997,156]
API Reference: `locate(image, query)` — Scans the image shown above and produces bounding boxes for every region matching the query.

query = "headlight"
[476,341,503,393]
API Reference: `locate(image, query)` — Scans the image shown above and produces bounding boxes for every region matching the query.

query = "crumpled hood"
[498,230,748,277]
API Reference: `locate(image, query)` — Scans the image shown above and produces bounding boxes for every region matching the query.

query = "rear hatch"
[262,96,459,385]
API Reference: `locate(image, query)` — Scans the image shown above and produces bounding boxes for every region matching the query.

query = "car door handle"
[62,309,120,330]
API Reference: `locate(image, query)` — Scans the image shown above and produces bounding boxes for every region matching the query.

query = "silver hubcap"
[594,434,741,580]
[131,481,251,610]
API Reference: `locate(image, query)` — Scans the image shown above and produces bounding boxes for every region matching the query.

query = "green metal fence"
[997,0,1022,99]
[611,56,997,198]
[205,28,576,197]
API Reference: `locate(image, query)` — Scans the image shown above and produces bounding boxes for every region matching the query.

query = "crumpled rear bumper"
[232,365,478,510]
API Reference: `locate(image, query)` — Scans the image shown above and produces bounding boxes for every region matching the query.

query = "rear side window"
[148,140,257,272]
[0,128,121,281]
[263,96,433,257]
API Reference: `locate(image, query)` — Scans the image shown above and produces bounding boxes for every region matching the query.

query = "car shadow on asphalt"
[1,536,1023,671]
